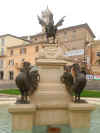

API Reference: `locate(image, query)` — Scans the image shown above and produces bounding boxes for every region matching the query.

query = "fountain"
[8,8,95,133]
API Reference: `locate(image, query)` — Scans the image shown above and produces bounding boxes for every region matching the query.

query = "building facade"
[0,23,96,80]
[86,40,100,74]
[0,34,30,80]
[6,43,42,80]
[22,23,95,62]
[0,7,97,80]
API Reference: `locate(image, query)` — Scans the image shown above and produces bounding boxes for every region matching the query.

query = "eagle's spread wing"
[55,16,65,28]
[37,16,47,27]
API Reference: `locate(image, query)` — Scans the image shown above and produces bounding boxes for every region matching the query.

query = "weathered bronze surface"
[15,61,40,104]
[37,14,65,43]
[61,64,87,103]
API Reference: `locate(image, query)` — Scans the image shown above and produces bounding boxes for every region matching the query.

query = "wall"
[0,25,95,80]
[0,35,30,80]
[6,43,42,80]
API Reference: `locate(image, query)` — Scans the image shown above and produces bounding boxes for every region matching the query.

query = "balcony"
[0,49,6,57]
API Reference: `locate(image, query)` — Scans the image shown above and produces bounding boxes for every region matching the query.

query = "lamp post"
[83,36,89,73]
[84,41,89,64]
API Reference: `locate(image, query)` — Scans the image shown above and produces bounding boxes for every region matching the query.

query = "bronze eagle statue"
[61,64,87,103]
[37,15,65,43]
[15,62,40,104]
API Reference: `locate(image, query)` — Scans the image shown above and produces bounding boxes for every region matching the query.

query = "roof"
[0,34,31,43]
[7,41,45,49]
[21,32,45,40]
[21,23,95,40]
[57,23,95,38]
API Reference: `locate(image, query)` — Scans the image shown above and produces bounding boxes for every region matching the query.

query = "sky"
[0,0,99,39]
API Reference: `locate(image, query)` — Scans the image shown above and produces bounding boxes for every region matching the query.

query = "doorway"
[0,71,4,80]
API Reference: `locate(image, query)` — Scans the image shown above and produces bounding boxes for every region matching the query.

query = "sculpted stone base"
[30,83,73,105]
[8,43,96,133]
[8,103,95,133]
[8,105,35,133]
[30,58,73,105]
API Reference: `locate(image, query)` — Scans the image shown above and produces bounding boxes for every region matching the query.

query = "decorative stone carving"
[38,44,64,59]
[30,43,73,106]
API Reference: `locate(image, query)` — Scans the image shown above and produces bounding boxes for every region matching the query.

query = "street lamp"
[84,41,89,64]
[82,39,90,74]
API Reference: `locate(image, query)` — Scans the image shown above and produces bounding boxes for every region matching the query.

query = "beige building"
[6,42,43,80]
[22,23,95,62]
[0,7,96,80]
[88,40,100,65]
[0,22,96,80]
[86,40,100,74]
[0,34,30,80]
[6,23,95,80]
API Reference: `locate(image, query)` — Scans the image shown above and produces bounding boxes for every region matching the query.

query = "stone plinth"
[8,104,36,133]
[30,44,73,105]
[8,103,96,133]
[68,103,96,133]
[68,103,96,128]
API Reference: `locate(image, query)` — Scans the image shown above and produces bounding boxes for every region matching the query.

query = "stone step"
[37,83,67,91]
[36,89,67,92]
[31,97,72,105]
[33,92,69,97]
[36,91,68,94]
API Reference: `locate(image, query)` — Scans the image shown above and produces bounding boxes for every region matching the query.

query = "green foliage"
[81,90,100,98]
[0,89,100,98]
[0,89,20,95]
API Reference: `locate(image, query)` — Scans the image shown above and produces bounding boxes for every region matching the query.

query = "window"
[64,31,67,34]
[9,60,14,66]
[72,30,76,40]
[35,46,39,52]
[1,48,4,56]
[21,59,25,62]
[1,38,5,46]
[96,59,100,65]
[9,71,14,80]
[0,60,3,68]
[72,29,76,32]
[96,52,100,56]
[20,48,26,54]
[0,71,4,80]
[10,50,14,56]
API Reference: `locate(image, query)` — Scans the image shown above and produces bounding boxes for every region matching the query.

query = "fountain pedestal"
[8,44,95,133]
[30,44,73,105]
[68,103,95,133]
[8,105,36,133]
